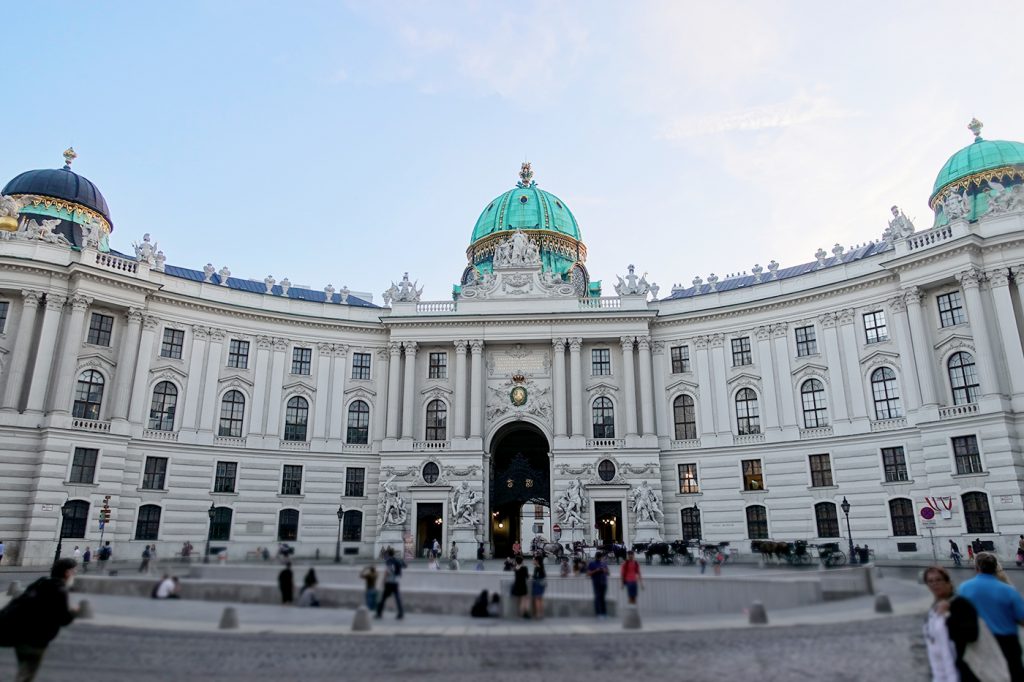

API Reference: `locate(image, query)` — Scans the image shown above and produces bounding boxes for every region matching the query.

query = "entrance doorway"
[594,501,623,545]
[489,422,550,559]
[416,503,444,558]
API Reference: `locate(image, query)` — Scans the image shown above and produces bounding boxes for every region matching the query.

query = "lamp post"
[334,504,345,564]
[54,499,72,567]
[840,496,853,562]
[204,502,216,564]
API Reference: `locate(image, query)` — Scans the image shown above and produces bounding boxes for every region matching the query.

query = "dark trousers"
[376,582,403,618]
[592,582,607,616]
[995,634,1024,682]
[15,645,45,682]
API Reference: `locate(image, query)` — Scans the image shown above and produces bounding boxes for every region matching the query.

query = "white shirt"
[155,578,176,599]
[74,548,81,558]
[924,607,959,682]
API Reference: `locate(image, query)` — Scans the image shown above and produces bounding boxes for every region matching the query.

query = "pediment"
[150,364,188,380]
[77,352,116,370]
[726,372,762,385]
[665,377,700,394]
[791,362,829,377]
[933,333,975,354]
[420,384,454,396]
[344,385,377,398]
[282,379,316,394]
[218,374,254,388]
[859,349,900,366]
[585,381,619,394]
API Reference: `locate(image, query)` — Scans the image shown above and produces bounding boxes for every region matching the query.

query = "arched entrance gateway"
[488,422,551,558]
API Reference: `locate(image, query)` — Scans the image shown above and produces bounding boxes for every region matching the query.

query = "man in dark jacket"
[278,561,294,604]
[1,558,78,681]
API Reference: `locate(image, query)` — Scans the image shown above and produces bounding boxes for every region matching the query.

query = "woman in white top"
[923,566,979,681]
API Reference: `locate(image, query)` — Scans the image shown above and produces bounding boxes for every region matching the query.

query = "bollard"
[77,600,94,619]
[874,594,893,614]
[622,604,642,630]
[218,606,239,630]
[352,605,372,632]
[7,581,22,596]
[748,601,769,625]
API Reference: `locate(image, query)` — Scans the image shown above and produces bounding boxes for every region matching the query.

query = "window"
[814,502,839,538]
[937,291,966,328]
[69,447,98,484]
[800,379,828,428]
[209,507,232,540]
[598,459,616,482]
[0,301,9,333]
[291,347,312,375]
[147,381,178,431]
[214,461,237,493]
[345,467,365,497]
[135,505,161,541]
[670,345,690,373]
[673,395,697,440]
[952,436,983,475]
[741,459,764,491]
[871,367,902,419]
[425,399,447,441]
[60,500,89,539]
[278,509,299,541]
[160,328,184,359]
[86,313,113,346]
[592,397,615,438]
[227,339,250,369]
[428,352,448,379]
[678,463,699,494]
[342,510,363,541]
[795,325,818,357]
[72,370,105,420]
[809,454,834,487]
[746,505,768,539]
[962,492,994,534]
[591,348,611,375]
[281,465,303,495]
[882,447,909,482]
[735,388,760,435]
[889,498,916,536]
[863,311,889,344]
[284,397,309,441]
[681,507,701,543]
[351,352,371,380]
[218,391,245,437]
[731,337,752,366]
[346,400,370,444]
[948,352,980,405]
[422,462,439,484]
[142,456,168,490]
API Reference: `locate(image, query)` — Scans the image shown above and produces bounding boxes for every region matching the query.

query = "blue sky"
[4,1,1023,301]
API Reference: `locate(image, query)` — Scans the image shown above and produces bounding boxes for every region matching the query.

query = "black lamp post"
[334,505,345,564]
[840,496,853,562]
[54,500,72,567]
[204,502,216,564]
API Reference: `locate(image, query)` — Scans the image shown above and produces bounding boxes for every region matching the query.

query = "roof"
[471,185,580,243]
[931,138,1024,199]
[3,167,112,226]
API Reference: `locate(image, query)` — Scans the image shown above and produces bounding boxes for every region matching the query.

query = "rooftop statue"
[942,190,970,221]
[383,272,423,305]
[883,205,915,242]
[986,181,1024,215]
[614,264,657,298]
[133,233,157,264]
[494,229,541,268]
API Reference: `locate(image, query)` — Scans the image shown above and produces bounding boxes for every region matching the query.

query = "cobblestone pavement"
[0,615,928,682]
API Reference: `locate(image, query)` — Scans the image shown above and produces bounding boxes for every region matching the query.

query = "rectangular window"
[863,311,889,344]
[0,301,9,333]
[428,352,448,379]
[731,337,752,366]
[741,459,764,491]
[227,339,250,369]
[591,348,611,375]
[815,503,840,538]
[937,291,966,328]
[142,456,168,490]
[351,352,371,380]
[670,345,691,373]
[214,461,237,493]
[345,467,365,497]
[795,325,818,357]
[69,447,98,484]
[809,454,834,487]
[160,328,185,359]
[952,436,983,475]
[291,347,312,375]
[87,312,114,346]
[342,511,362,542]
[281,464,303,495]
[882,447,909,482]
[678,463,699,494]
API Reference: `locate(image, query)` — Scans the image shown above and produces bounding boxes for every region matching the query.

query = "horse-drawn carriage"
[529,535,566,560]
[752,539,846,567]
[815,542,847,567]
[632,540,709,565]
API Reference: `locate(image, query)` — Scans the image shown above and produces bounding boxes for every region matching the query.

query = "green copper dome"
[470,165,580,243]
[931,120,1024,201]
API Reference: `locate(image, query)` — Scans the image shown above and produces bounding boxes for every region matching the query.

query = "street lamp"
[54,499,72,567]
[840,496,853,563]
[335,504,345,564]
[204,502,216,564]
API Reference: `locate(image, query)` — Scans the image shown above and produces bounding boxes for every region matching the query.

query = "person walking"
[431,538,441,560]
[97,542,112,573]
[359,564,379,611]
[139,545,152,574]
[81,547,91,574]
[278,561,294,604]
[959,552,1024,681]
[72,546,81,561]
[1016,536,1024,568]
[375,548,405,619]
[922,566,982,682]
[587,551,610,618]
[475,542,486,571]
[620,550,644,605]
[511,556,530,618]
[531,555,547,620]
[0,539,5,565]
[950,540,963,568]
[298,569,320,607]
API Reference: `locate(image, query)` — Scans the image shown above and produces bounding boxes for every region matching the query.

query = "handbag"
[962,617,1011,682]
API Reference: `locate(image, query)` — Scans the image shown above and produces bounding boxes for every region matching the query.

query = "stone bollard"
[874,594,893,614]
[622,604,642,630]
[748,601,769,625]
[7,581,22,596]
[218,607,239,630]
[352,606,372,632]
[77,600,94,619]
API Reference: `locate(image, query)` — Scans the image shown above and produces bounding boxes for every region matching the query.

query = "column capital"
[755,326,771,341]
[771,322,789,337]
[376,346,389,360]
[143,314,161,330]
[125,307,144,323]
[818,312,837,329]
[551,338,566,352]
[987,268,1011,288]
[272,337,288,352]
[454,339,468,353]
[888,296,907,314]
[44,294,67,311]
[708,333,724,349]
[70,294,93,312]
[20,289,43,305]
[693,335,709,350]
[619,336,635,351]
[192,325,210,341]
[257,335,274,350]
[567,337,582,353]
[956,267,984,289]
[470,339,484,355]
[902,286,925,306]
[334,343,350,357]
[651,340,665,354]
[209,328,226,343]
[318,342,334,356]
[403,341,418,356]
[636,336,651,351]
[388,341,402,356]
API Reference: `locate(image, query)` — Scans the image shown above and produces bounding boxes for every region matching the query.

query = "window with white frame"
[147,381,178,431]
[741,459,763,491]
[69,447,98,484]
[428,352,448,379]
[881,446,908,482]
[678,463,699,493]
[227,339,249,369]
[591,348,611,376]
[214,461,237,493]
[281,465,303,495]
[670,345,690,373]
[346,400,369,444]
[937,291,966,328]
[0,300,10,333]
[948,352,979,405]
[86,313,113,346]
[800,379,828,428]
[889,498,917,536]
[218,391,245,437]
[142,456,168,490]
[952,435,983,475]
[808,454,833,487]
[291,347,312,375]
[160,328,184,359]
[72,370,105,420]
[425,399,447,441]
[746,505,768,539]
[871,367,902,419]
[735,388,760,435]
[814,502,839,537]
[863,311,889,344]
[731,337,752,366]
[962,492,993,533]
[284,397,309,441]
[673,395,697,440]
[592,397,615,438]
[795,325,818,356]
[351,352,371,380]
[345,467,365,497]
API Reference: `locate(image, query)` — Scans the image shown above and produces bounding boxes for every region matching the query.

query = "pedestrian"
[298,569,320,607]
[620,550,644,605]
[139,545,152,573]
[922,566,985,681]
[432,538,441,560]
[713,548,725,576]
[586,550,610,618]
[503,556,514,572]
[73,546,81,561]
[471,590,490,618]
[512,540,522,558]
[97,541,112,573]
[278,561,294,604]
[958,552,1024,681]
[475,542,486,571]
[950,540,962,567]
[560,556,570,578]
[972,538,984,558]
[852,544,861,565]
[511,556,530,618]
[81,547,91,573]
[359,564,379,611]
[152,574,179,599]
[531,555,547,620]
[0,557,79,682]
[375,548,405,619]
[0,539,4,565]
[1017,536,1024,568]
[449,541,459,571]
[698,553,707,575]
[488,592,503,617]
[180,541,193,561]
[967,544,975,565]
[860,545,870,565]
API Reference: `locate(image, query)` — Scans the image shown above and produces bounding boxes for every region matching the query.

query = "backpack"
[0,578,46,647]
[99,546,111,560]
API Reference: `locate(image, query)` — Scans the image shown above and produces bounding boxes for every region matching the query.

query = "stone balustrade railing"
[214,436,247,448]
[670,438,701,450]
[734,433,766,445]
[799,426,834,440]
[94,252,139,274]
[279,440,311,451]
[72,418,111,432]
[586,438,625,449]
[870,417,908,432]
[579,297,621,310]
[413,440,451,451]
[415,301,457,313]
[142,429,179,442]
[937,403,980,419]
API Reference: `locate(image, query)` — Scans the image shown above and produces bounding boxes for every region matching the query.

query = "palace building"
[2,121,1024,565]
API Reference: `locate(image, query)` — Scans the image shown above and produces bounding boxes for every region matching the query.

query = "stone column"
[551,338,567,437]
[888,297,921,412]
[901,289,937,407]
[469,339,484,439]
[373,347,388,442]
[818,313,849,422]
[694,336,715,438]
[568,337,584,437]
[48,293,92,413]
[709,334,730,434]
[127,316,159,425]
[771,324,798,427]
[329,345,349,441]
[987,268,1024,396]
[957,268,1001,397]
[453,340,468,439]
[637,336,655,436]
[180,326,210,431]
[385,342,402,439]
[651,341,670,439]
[25,294,67,413]
[1,290,42,411]
[313,343,333,440]
[401,341,418,440]
[247,336,273,437]
[620,336,638,436]
[264,338,288,437]
[754,326,780,431]
[198,329,225,432]
[109,308,144,420]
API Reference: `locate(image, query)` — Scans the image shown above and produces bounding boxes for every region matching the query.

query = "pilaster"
[620,336,638,436]
[48,293,92,414]
[24,293,66,413]
[401,341,418,440]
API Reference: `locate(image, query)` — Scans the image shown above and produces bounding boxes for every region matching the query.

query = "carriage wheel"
[835,551,847,566]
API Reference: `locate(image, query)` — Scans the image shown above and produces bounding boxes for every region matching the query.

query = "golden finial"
[517,161,535,188]
[967,118,983,140]
[63,147,78,168]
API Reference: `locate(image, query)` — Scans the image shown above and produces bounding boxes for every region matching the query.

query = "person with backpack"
[81,547,91,573]
[97,542,112,573]
[139,545,152,573]
[375,548,405,619]
[0,558,79,681]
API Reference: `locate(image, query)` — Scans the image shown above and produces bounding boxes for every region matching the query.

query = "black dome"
[3,167,111,225]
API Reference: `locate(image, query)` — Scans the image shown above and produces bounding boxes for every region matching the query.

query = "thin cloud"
[662,96,856,139]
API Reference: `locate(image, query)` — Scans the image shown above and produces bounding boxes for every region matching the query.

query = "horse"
[641,542,673,565]
[600,543,627,564]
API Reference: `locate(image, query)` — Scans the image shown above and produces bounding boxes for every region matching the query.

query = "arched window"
[962,492,994,534]
[871,367,902,420]
[422,461,440,483]
[745,505,768,539]
[284,396,309,441]
[673,395,697,440]
[208,507,233,541]
[948,352,980,405]
[278,509,299,541]
[681,507,701,543]
[425,399,447,441]
[218,391,245,438]
[342,509,363,541]
[72,370,105,420]
[60,500,90,539]
[346,400,370,444]
[735,388,760,435]
[814,502,839,537]
[147,381,178,431]
[800,379,828,428]
[889,498,916,537]
[135,504,162,541]
[592,397,615,438]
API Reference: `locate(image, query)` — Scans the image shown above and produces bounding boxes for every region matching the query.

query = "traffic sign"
[920,506,935,520]
[553,524,561,534]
